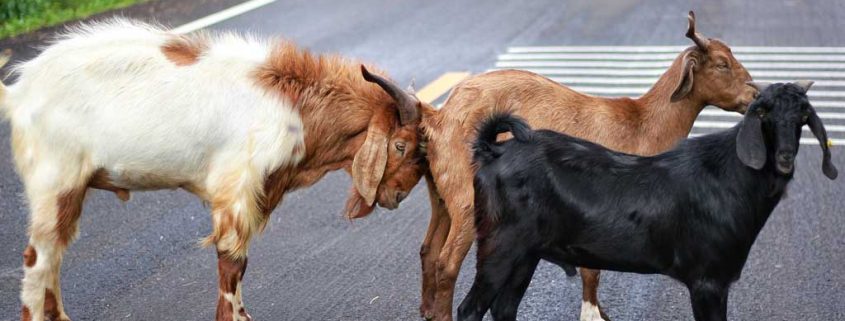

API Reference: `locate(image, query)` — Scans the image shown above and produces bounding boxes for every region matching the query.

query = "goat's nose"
[777,152,794,163]
[395,191,408,204]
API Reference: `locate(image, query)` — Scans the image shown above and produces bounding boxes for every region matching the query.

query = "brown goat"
[399,11,758,321]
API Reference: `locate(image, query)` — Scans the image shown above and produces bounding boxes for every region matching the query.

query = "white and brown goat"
[401,11,759,321]
[0,20,429,321]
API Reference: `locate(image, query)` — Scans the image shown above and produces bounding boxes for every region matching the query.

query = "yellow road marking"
[416,72,471,104]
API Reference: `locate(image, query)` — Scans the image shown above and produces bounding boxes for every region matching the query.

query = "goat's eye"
[802,114,810,122]
[717,63,729,70]
[395,141,406,153]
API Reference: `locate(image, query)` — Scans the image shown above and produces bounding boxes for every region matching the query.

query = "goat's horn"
[746,81,771,93]
[361,65,420,125]
[686,11,710,51]
[794,80,814,93]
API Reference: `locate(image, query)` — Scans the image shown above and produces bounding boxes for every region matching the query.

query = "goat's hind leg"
[688,280,729,321]
[20,164,91,321]
[579,268,611,321]
[489,256,540,321]
[457,242,528,321]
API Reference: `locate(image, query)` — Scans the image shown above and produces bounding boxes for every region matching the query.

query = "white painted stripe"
[490,68,845,79]
[560,85,845,98]
[686,134,845,146]
[499,53,845,62]
[495,60,845,70]
[171,0,277,34]
[694,121,845,132]
[811,101,845,109]
[507,46,845,54]
[546,77,845,88]
[699,110,845,120]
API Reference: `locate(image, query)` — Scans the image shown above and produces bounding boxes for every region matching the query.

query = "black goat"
[458,81,838,321]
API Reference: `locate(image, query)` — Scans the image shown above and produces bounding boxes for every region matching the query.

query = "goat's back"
[4,19,304,190]
[438,69,648,154]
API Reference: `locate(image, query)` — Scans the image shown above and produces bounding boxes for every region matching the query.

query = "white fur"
[4,19,303,193]
[580,300,607,321]
[3,19,305,319]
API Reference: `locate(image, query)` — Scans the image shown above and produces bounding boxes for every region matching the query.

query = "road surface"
[0,0,843,320]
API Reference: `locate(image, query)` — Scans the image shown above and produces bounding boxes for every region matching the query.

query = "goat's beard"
[344,187,376,219]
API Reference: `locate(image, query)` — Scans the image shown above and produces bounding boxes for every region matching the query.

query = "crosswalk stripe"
[699,110,845,119]
[491,67,845,79]
[507,46,845,54]
[494,46,845,146]
[496,60,845,70]
[499,53,845,62]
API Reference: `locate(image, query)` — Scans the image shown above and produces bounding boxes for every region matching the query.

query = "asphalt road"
[1,1,844,320]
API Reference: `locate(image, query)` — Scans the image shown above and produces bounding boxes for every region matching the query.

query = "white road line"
[499,53,845,62]
[171,0,277,34]
[699,110,845,119]
[559,85,845,98]
[496,60,845,70]
[507,46,845,54]
[545,77,845,87]
[685,134,845,146]
[694,121,845,132]
[490,68,845,79]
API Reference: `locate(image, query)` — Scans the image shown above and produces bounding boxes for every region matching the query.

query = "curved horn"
[686,11,710,51]
[794,80,814,93]
[746,81,772,93]
[361,65,420,125]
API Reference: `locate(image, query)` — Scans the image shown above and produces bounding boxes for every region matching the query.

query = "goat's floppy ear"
[806,106,838,179]
[736,110,767,170]
[671,52,697,102]
[351,112,390,208]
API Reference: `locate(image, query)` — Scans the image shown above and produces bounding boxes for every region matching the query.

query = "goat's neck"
[260,87,376,212]
[634,66,706,155]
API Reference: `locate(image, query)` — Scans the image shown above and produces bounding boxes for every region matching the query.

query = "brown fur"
[56,187,87,247]
[414,37,756,321]
[252,42,428,218]
[161,34,209,66]
[216,298,235,321]
[23,245,36,268]
[44,289,60,321]
[89,169,130,201]
[21,305,31,321]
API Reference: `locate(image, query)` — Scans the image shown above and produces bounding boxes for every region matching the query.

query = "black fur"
[458,83,837,321]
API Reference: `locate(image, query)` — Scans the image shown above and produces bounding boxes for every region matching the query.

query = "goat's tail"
[0,49,10,113]
[473,112,532,165]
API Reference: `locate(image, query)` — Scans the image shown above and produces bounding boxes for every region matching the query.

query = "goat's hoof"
[419,303,434,320]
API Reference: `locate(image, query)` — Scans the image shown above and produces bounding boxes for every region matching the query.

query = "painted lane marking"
[507,46,845,54]
[499,53,845,62]
[172,0,277,34]
[415,72,471,105]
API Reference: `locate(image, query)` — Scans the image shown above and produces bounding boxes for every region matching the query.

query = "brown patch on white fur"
[161,34,209,66]
[56,187,87,247]
[252,42,429,218]
[89,169,130,201]
[21,305,31,321]
[44,289,61,320]
[216,253,249,321]
[23,245,36,267]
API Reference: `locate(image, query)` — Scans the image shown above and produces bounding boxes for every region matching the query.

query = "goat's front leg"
[420,174,451,320]
[579,268,611,321]
[688,280,729,321]
[433,209,475,321]
[206,167,267,321]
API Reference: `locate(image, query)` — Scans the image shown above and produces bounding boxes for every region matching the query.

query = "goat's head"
[343,66,428,219]
[670,11,757,113]
[737,81,838,179]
